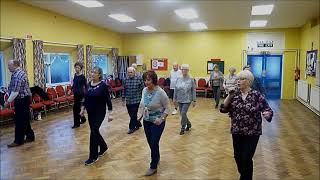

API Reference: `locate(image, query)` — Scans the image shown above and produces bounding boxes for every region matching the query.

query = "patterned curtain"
[12,38,27,72]
[111,48,119,78]
[118,56,129,81]
[77,44,84,64]
[86,45,93,81]
[33,40,46,89]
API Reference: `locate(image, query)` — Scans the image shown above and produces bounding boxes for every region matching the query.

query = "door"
[247,54,282,99]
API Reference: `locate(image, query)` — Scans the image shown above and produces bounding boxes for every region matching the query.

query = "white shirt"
[169,69,182,89]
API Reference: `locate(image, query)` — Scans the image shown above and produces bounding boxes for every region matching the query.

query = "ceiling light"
[189,22,208,30]
[136,26,157,32]
[250,20,268,27]
[251,5,274,15]
[108,14,136,22]
[174,8,198,19]
[72,0,104,8]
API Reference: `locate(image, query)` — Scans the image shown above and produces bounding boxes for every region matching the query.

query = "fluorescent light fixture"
[189,22,208,30]
[174,8,198,19]
[250,20,267,27]
[251,4,274,15]
[108,14,136,22]
[136,25,157,32]
[72,0,104,8]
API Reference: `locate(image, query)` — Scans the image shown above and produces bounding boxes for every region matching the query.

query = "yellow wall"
[299,18,320,86]
[123,28,300,99]
[0,0,123,85]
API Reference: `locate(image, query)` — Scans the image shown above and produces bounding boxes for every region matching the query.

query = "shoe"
[72,125,80,129]
[127,129,135,134]
[144,168,157,176]
[98,147,108,157]
[24,138,35,143]
[80,117,86,124]
[215,105,218,109]
[7,142,23,148]
[180,130,185,135]
[84,158,98,166]
[172,109,177,115]
[186,126,191,131]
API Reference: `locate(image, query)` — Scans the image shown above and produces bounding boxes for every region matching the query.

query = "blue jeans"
[178,103,191,131]
[143,120,166,169]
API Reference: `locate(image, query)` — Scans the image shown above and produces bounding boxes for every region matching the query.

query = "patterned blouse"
[222,89,273,136]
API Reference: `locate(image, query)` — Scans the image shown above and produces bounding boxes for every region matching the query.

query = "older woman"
[80,67,113,166]
[140,70,170,176]
[173,64,196,135]
[209,64,224,108]
[223,66,237,96]
[220,70,273,180]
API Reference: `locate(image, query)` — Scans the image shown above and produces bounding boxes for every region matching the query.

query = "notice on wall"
[247,32,284,51]
[151,58,168,71]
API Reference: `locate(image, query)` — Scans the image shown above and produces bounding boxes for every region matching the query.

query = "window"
[44,53,71,85]
[92,54,108,76]
[0,52,4,86]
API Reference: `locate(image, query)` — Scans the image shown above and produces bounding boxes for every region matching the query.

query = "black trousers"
[14,96,35,144]
[73,94,86,127]
[88,111,108,159]
[144,120,165,169]
[212,86,221,106]
[126,103,142,130]
[232,134,260,180]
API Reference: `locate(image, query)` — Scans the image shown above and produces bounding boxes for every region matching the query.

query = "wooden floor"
[0,98,319,180]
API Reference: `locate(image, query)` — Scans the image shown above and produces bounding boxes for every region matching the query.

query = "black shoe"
[215,105,218,109]
[186,126,191,131]
[98,147,108,157]
[24,138,35,143]
[72,125,80,129]
[137,122,142,128]
[127,129,135,134]
[7,142,23,148]
[84,158,98,166]
[180,130,185,135]
[80,117,86,124]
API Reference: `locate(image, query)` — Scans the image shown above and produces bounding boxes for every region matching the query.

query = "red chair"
[29,94,46,120]
[47,87,67,109]
[0,94,14,120]
[65,85,74,103]
[109,79,123,98]
[196,78,207,97]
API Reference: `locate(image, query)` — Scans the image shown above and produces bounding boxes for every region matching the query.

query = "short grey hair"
[127,66,136,72]
[180,64,189,70]
[131,63,137,68]
[237,70,254,85]
[229,66,236,72]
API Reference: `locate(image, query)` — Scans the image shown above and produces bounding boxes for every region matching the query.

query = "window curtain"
[77,44,84,64]
[86,45,93,81]
[111,48,119,78]
[118,56,129,81]
[33,40,46,89]
[12,38,27,72]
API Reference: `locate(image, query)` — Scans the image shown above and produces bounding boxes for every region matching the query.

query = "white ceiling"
[22,0,320,33]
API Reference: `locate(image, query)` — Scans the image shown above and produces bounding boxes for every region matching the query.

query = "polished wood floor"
[0,98,319,180]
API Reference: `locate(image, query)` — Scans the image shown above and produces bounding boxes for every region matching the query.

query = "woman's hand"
[79,107,85,116]
[154,118,163,125]
[108,115,113,122]
[192,101,196,107]
[262,111,272,120]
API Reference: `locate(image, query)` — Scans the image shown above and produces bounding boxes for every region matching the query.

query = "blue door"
[247,54,282,99]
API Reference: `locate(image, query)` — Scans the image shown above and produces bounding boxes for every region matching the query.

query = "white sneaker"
[172,109,177,115]
[37,113,42,121]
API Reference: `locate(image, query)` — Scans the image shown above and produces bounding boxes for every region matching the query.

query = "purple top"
[224,89,273,136]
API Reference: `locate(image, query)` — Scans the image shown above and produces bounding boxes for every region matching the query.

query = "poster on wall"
[306,50,317,76]
[207,59,224,74]
[151,58,168,71]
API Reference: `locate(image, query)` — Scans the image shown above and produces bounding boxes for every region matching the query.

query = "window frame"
[44,52,72,86]
[92,54,109,76]
[0,52,6,87]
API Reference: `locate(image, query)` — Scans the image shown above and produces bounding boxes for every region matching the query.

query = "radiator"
[297,80,309,102]
[310,86,320,112]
